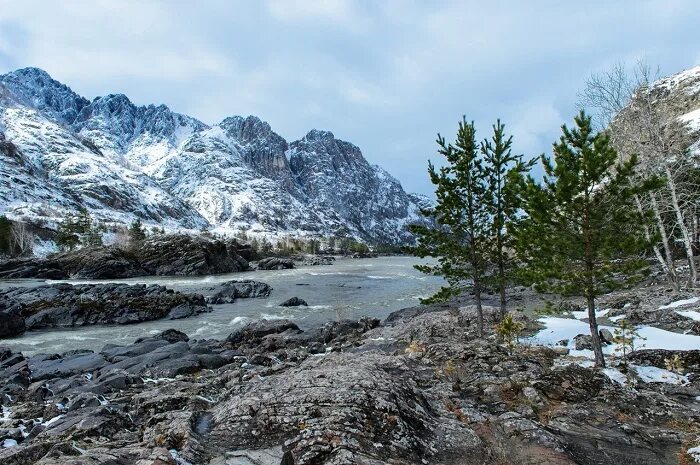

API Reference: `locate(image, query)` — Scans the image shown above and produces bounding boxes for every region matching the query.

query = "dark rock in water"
[136,328,190,344]
[0,298,26,337]
[0,234,251,279]
[257,257,295,270]
[280,297,307,307]
[573,334,593,350]
[205,280,273,304]
[0,283,209,337]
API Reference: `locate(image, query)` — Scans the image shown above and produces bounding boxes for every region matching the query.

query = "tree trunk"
[634,196,670,279]
[474,276,484,337]
[587,294,606,368]
[650,193,680,292]
[665,168,697,286]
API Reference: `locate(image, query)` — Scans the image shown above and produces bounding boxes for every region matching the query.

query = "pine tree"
[0,215,11,256]
[56,218,80,251]
[128,219,146,244]
[481,120,534,319]
[410,118,490,336]
[515,111,651,367]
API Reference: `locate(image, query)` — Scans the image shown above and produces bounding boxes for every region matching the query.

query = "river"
[0,256,443,355]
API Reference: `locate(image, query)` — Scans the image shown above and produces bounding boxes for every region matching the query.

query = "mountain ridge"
[0,67,430,245]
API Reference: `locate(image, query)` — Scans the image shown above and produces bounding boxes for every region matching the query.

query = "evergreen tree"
[56,218,80,251]
[515,112,651,367]
[410,118,490,336]
[128,219,146,244]
[480,120,534,319]
[82,220,103,247]
[0,215,11,256]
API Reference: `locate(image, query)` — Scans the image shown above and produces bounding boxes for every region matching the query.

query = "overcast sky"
[1,0,699,195]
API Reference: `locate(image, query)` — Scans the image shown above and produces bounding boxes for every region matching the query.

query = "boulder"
[256,257,295,270]
[599,328,614,345]
[226,319,301,346]
[205,280,273,304]
[279,297,308,307]
[573,334,593,350]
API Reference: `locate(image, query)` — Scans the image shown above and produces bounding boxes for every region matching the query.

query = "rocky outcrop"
[0,234,251,279]
[1,304,698,464]
[205,279,273,304]
[0,283,208,337]
[256,257,295,270]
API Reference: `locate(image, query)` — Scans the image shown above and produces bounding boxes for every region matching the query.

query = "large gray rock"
[205,280,272,304]
[279,296,307,307]
[0,283,209,337]
[257,257,295,270]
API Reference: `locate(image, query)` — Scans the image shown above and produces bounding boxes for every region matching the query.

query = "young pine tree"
[128,219,147,244]
[516,111,651,368]
[481,120,534,319]
[410,118,490,336]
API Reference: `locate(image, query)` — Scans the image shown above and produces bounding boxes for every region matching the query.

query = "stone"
[205,280,273,304]
[573,334,593,350]
[279,297,307,307]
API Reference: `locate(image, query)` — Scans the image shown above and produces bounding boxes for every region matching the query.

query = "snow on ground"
[570,309,609,319]
[688,444,700,463]
[609,315,625,322]
[658,297,700,309]
[528,316,700,358]
[677,310,700,322]
[634,365,688,384]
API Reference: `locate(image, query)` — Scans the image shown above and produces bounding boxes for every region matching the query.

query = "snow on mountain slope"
[0,67,428,244]
[0,105,207,228]
[289,130,430,243]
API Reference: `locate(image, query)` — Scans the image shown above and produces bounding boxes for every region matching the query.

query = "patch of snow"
[687,444,700,463]
[528,317,700,356]
[603,368,627,385]
[634,365,688,385]
[2,438,17,448]
[659,297,700,309]
[609,315,625,322]
[571,309,609,319]
[677,310,700,321]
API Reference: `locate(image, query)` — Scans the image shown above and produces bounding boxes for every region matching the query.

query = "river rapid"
[0,256,443,355]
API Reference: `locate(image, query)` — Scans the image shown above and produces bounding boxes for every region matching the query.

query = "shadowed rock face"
[0,302,698,465]
[0,234,252,279]
[0,283,209,337]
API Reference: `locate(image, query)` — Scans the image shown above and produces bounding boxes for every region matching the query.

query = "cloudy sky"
[1,0,699,195]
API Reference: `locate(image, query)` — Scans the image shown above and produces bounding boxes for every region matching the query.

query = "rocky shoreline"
[0,293,699,464]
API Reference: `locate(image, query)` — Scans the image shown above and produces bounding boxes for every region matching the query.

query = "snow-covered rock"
[0,67,428,244]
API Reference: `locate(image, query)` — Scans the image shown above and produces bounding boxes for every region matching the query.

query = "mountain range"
[0,67,431,245]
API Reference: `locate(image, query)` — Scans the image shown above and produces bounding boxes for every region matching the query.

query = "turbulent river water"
[0,256,443,355]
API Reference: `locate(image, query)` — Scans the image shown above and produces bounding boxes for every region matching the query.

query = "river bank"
[0,287,699,464]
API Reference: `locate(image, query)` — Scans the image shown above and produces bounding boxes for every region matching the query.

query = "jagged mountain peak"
[0,67,89,125]
[303,129,336,141]
[0,66,429,245]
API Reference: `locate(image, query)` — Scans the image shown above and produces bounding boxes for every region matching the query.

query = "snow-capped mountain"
[0,67,429,244]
